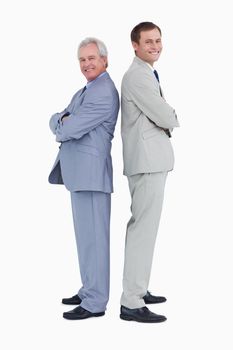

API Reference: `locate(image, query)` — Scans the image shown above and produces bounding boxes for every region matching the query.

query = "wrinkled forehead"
[78,43,100,59]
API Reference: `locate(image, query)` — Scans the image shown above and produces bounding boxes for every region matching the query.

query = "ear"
[102,56,108,67]
[132,41,139,51]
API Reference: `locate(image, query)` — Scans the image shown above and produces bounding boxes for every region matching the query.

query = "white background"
[1,0,233,349]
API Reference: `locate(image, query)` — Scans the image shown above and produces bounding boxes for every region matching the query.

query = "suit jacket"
[121,56,180,176]
[48,72,119,193]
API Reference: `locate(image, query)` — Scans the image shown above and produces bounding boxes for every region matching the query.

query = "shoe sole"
[63,312,105,320]
[62,301,81,305]
[144,300,166,304]
[120,314,167,323]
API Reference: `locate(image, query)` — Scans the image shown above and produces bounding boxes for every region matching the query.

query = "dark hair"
[131,22,162,43]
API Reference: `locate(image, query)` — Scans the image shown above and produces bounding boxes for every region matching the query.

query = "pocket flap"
[142,127,161,140]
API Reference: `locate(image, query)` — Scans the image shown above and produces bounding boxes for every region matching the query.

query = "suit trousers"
[70,191,111,313]
[121,172,167,309]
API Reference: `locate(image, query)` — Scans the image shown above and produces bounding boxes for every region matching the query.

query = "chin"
[86,74,96,81]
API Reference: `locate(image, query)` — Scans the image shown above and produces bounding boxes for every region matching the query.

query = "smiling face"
[79,43,107,81]
[132,28,162,66]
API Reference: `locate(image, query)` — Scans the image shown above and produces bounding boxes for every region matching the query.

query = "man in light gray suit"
[49,37,119,320]
[120,22,179,323]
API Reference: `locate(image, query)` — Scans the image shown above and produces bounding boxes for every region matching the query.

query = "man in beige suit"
[120,22,180,323]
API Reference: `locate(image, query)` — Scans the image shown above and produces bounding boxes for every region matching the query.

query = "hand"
[61,116,69,122]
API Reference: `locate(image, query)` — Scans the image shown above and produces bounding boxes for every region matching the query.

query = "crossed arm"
[127,72,179,130]
[49,94,114,142]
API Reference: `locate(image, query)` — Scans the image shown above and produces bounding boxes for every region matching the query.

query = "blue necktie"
[154,69,171,137]
[154,69,162,96]
[154,69,160,83]
[80,86,86,95]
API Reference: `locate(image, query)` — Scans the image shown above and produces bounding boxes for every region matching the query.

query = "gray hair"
[77,37,108,58]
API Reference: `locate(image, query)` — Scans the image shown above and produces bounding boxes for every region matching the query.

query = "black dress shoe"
[120,305,166,323]
[143,291,167,304]
[63,306,105,320]
[62,294,82,305]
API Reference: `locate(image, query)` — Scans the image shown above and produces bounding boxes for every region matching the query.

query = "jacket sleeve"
[127,71,179,129]
[55,93,115,142]
[49,89,82,135]
[49,110,68,135]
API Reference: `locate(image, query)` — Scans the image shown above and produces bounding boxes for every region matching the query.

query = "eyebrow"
[145,38,161,42]
[79,55,96,60]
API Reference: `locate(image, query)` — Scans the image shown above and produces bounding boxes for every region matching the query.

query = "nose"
[155,42,162,51]
[82,60,89,68]
[148,42,157,51]
[85,59,94,68]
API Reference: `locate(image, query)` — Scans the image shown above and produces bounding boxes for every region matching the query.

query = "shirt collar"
[86,71,107,88]
[146,62,154,71]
